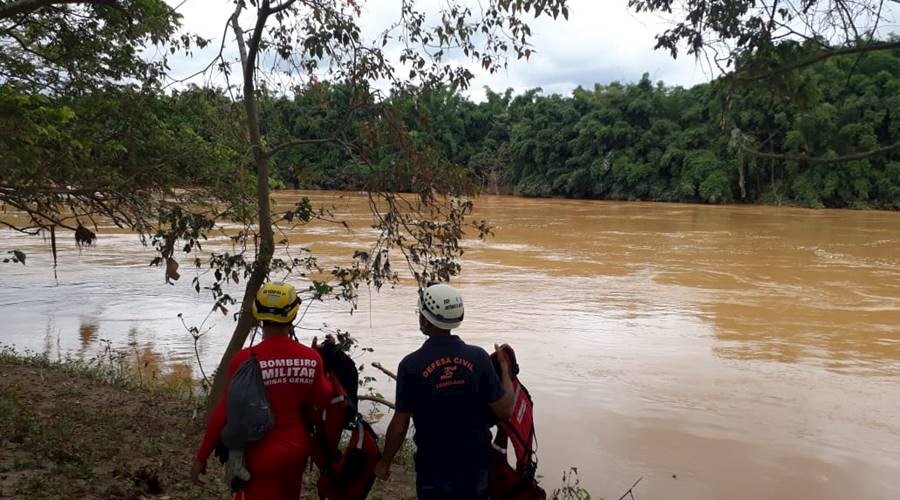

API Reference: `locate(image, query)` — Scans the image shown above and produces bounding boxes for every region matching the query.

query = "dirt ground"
[0,362,415,499]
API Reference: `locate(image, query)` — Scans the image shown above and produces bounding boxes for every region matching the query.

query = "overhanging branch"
[266,137,336,158]
[358,394,395,410]
[0,196,81,231]
[5,28,63,65]
[0,0,116,20]
[0,219,42,235]
[269,0,297,14]
[741,140,900,164]
[735,39,900,81]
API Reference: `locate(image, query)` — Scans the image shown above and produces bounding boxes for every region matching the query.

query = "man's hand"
[374,458,392,481]
[490,344,516,419]
[190,457,207,485]
[379,411,410,482]
[494,344,511,375]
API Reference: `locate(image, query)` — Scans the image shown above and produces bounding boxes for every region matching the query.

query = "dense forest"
[257,42,900,209]
[4,42,898,211]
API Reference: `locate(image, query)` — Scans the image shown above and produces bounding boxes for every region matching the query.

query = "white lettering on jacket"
[258,358,317,385]
[258,358,317,369]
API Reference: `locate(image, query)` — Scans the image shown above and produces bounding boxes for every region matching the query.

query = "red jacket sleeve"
[196,351,246,462]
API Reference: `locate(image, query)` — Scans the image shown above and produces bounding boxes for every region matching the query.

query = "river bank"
[0,350,417,500]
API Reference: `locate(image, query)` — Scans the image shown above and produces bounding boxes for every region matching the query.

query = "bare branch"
[616,477,643,500]
[266,137,336,158]
[0,186,100,195]
[269,0,297,14]
[735,39,900,81]
[0,219,42,235]
[162,16,232,90]
[371,361,397,381]
[0,195,81,231]
[229,3,249,71]
[358,394,395,410]
[741,140,900,163]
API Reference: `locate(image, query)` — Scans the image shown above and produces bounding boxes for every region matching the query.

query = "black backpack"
[221,353,274,449]
[216,353,274,492]
[316,338,359,411]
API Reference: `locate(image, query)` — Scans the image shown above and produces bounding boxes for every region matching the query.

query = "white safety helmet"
[418,283,464,330]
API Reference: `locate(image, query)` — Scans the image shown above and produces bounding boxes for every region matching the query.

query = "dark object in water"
[74,224,96,247]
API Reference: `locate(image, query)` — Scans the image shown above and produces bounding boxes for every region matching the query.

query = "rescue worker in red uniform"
[191,282,332,499]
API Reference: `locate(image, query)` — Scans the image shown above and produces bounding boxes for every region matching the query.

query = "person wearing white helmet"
[375,283,515,499]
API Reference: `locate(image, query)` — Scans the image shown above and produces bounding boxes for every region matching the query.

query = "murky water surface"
[2,191,899,499]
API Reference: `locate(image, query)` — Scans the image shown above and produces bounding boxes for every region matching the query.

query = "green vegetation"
[551,467,594,500]
[257,41,899,209]
[0,1,239,235]
[0,344,196,397]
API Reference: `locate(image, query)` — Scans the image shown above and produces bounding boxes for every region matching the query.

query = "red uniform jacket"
[197,336,333,476]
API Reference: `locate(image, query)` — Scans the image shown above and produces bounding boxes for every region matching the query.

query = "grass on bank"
[0,347,596,500]
[0,347,416,499]
[0,351,227,498]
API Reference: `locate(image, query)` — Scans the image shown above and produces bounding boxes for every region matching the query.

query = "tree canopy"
[243,41,898,209]
[0,0,237,244]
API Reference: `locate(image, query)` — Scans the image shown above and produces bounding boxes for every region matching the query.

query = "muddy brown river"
[2,191,899,499]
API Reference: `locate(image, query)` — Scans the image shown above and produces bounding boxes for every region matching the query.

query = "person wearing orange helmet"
[192,282,332,499]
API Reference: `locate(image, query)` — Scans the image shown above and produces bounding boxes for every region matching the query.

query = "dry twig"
[371,361,397,381]
[616,477,643,500]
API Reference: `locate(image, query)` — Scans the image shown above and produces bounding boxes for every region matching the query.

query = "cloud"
[465,0,714,99]
[162,0,713,98]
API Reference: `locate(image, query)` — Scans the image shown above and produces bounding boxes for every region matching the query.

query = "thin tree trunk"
[206,1,276,412]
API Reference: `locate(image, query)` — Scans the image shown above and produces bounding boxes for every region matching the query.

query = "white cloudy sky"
[159,0,894,100]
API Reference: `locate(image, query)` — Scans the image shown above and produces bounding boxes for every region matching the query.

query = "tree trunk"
[206,2,276,413]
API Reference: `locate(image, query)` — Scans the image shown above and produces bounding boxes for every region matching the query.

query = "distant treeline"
[8,44,895,210]
[254,46,899,209]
